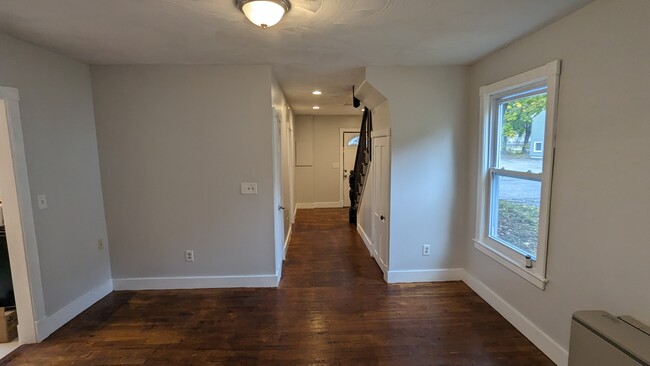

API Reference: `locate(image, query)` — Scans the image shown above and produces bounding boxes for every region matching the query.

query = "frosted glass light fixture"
[236,0,291,29]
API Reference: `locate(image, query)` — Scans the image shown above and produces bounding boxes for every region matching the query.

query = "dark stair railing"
[349,108,372,224]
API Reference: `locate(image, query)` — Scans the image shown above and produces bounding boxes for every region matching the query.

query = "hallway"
[1,209,552,365]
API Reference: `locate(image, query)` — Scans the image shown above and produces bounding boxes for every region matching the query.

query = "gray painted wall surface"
[294,115,362,205]
[466,0,650,349]
[365,66,469,272]
[91,65,277,279]
[0,33,111,316]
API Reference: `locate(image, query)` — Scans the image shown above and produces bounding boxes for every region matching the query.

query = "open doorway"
[0,86,44,356]
[340,128,360,207]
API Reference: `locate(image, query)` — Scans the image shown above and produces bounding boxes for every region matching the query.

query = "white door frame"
[272,111,285,279]
[339,128,360,207]
[287,114,296,225]
[0,86,45,343]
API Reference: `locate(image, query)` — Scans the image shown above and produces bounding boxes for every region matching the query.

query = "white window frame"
[533,141,543,153]
[474,60,561,290]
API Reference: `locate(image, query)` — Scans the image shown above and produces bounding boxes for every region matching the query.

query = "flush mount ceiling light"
[313,106,320,110]
[235,0,291,29]
[312,90,322,95]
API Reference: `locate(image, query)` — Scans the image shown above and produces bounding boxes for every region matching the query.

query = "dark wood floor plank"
[1,208,553,365]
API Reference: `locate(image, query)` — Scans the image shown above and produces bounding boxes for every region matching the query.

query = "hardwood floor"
[1,209,553,365]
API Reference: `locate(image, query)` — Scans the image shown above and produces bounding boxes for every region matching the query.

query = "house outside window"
[475,60,561,289]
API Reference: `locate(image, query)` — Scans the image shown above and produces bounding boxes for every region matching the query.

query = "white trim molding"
[35,280,113,341]
[340,127,360,208]
[387,268,464,283]
[474,240,548,289]
[283,225,292,260]
[371,128,391,138]
[113,274,280,291]
[462,271,568,366]
[357,224,373,256]
[0,86,46,344]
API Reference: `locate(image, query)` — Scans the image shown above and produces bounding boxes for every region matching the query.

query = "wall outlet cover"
[185,250,195,262]
[37,194,48,209]
[241,182,258,195]
[422,245,431,256]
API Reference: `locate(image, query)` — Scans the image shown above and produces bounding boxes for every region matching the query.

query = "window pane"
[347,135,360,146]
[496,93,547,173]
[490,175,541,257]
[344,132,360,146]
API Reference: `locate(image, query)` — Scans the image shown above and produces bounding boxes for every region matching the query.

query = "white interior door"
[342,131,360,207]
[372,136,390,270]
[273,113,285,273]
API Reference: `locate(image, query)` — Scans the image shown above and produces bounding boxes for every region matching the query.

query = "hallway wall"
[294,115,362,207]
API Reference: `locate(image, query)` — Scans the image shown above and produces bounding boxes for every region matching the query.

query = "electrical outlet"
[185,250,195,262]
[98,239,105,250]
[422,244,431,256]
[240,182,258,195]
[37,194,48,209]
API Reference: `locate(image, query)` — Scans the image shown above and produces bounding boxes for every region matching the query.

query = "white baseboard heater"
[569,311,650,366]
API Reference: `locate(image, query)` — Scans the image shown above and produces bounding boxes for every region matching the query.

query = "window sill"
[473,239,548,290]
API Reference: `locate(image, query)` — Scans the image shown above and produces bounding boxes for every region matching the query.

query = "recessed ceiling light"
[313,106,320,110]
[312,90,322,95]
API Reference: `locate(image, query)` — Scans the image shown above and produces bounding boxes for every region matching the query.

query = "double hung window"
[475,61,561,289]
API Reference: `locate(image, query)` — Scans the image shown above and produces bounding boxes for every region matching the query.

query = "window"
[347,135,360,146]
[475,60,561,289]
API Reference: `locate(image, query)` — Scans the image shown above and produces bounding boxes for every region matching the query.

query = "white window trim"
[474,60,561,290]
[533,141,543,153]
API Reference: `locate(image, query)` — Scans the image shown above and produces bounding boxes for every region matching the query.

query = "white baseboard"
[357,224,373,256]
[296,202,342,209]
[356,224,388,278]
[35,279,113,341]
[462,271,567,366]
[387,268,463,283]
[113,274,279,291]
[283,225,292,260]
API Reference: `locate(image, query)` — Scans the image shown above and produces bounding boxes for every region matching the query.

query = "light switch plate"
[241,182,258,195]
[37,194,48,209]
[332,162,340,169]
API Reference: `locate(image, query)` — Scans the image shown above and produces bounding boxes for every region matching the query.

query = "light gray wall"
[366,66,469,271]
[294,115,362,205]
[465,0,650,351]
[0,33,110,316]
[91,65,276,279]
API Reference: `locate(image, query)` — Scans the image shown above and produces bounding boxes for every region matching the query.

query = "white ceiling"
[0,0,593,115]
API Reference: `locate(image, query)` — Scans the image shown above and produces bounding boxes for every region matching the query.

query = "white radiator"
[569,311,650,366]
